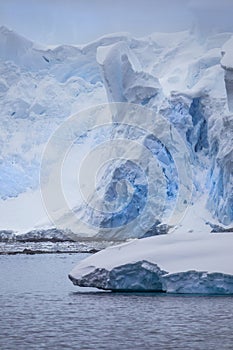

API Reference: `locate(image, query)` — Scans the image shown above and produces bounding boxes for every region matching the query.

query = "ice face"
[0,26,233,235]
[69,260,167,292]
[94,36,232,231]
[97,42,161,104]
[221,36,233,112]
[69,260,233,294]
[207,114,233,225]
[224,71,233,113]
[0,27,107,201]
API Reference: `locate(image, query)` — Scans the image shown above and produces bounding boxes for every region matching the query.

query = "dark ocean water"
[0,253,233,350]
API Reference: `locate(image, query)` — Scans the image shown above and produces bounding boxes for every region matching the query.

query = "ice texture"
[69,262,233,294]
[0,26,232,234]
[92,31,233,230]
[97,42,161,104]
[69,260,166,292]
[221,36,233,112]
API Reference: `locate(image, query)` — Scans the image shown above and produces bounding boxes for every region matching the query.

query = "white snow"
[0,189,52,233]
[71,231,233,274]
[221,35,233,69]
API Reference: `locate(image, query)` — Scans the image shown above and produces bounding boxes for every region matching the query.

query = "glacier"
[0,25,233,292]
[0,26,232,233]
[67,30,233,235]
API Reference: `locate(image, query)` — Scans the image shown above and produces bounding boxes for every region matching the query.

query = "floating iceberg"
[69,231,233,294]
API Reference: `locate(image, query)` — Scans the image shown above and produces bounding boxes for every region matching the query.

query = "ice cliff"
[68,30,233,293]
[77,30,233,234]
[0,26,232,235]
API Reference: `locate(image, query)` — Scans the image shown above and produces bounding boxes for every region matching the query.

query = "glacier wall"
[0,26,232,233]
[93,36,233,230]
[207,114,233,225]
[0,26,108,199]
[221,36,233,113]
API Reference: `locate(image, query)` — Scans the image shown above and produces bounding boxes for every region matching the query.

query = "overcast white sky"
[0,0,233,45]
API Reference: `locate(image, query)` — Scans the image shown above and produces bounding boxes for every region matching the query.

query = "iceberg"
[69,231,233,294]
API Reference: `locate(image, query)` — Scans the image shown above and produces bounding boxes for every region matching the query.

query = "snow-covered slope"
[0,26,232,239]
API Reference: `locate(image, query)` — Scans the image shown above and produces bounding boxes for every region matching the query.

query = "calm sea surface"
[0,253,233,350]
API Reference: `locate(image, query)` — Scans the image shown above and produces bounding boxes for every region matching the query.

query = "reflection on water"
[0,253,233,350]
